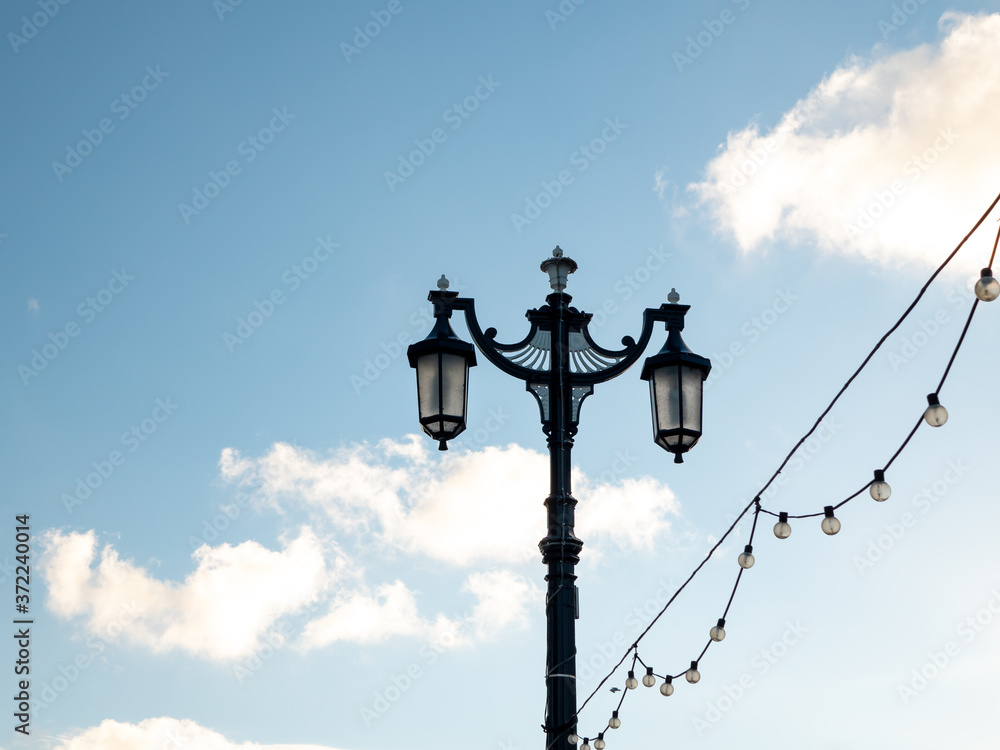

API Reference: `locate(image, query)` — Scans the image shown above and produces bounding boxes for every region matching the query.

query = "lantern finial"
[540,246,578,292]
[437,274,450,290]
[667,288,680,303]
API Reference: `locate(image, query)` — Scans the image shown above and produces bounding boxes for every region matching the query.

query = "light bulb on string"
[642,666,656,687]
[924,393,948,426]
[975,268,999,301]
[660,676,674,696]
[710,618,726,642]
[594,734,606,750]
[870,469,891,501]
[686,661,701,684]
[581,739,591,750]
[625,670,638,690]
[821,505,841,535]
[609,711,621,729]
[774,512,791,539]
[568,735,579,746]
[738,544,755,568]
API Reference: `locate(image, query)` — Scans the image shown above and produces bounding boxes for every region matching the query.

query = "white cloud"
[463,569,536,640]
[300,569,538,649]
[220,437,679,566]
[27,298,39,313]
[53,716,344,750]
[42,528,329,661]
[687,12,1000,269]
[300,579,450,647]
[44,438,675,658]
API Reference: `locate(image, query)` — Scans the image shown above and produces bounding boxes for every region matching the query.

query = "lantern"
[407,280,477,450]
[640,291,711,462]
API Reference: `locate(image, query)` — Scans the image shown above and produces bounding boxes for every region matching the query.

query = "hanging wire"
[760,294,981,520]
[989,218,1000,269]
[564,189,1000,743]
[753,188,1000,501]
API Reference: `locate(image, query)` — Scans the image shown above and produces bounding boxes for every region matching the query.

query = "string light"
[642,667,656,688]
[975,268,999,301]
[924,393,948,426]
[580,738,590,750]
[659,676,674,696]
[821,506,841,535]
[560,192,1000,746]
[594,733,606,750]
[567,734,579,745]
[710,618,727,642]
[870,469,891,501]
[686,661,701,684]
[774,511,791,539]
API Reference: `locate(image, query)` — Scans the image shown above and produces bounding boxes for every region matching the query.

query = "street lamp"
[640,288,712,463]
[406,247,711,747]
[406,275,477,450]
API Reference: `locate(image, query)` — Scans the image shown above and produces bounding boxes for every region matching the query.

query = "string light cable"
[555,189,1000,747]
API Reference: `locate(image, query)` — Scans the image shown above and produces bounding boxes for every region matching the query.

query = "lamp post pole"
[406,247,711,748]
[539,288,584,748]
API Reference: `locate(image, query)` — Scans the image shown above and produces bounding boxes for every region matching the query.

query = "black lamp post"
[407,247,710,747]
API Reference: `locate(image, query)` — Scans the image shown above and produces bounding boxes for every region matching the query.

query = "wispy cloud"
[220,436,680,566]
[42,436,676,659]
[42,528,330,661]
[685,12,1000,269]
[300,569,537,649]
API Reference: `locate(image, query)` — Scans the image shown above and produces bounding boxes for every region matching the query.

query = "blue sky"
[4,1,1000,748]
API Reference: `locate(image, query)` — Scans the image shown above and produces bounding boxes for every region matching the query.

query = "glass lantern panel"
[680,365,703,435]
[651,365,680,434]
[440,353,468,420]
[416,354,441,420]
